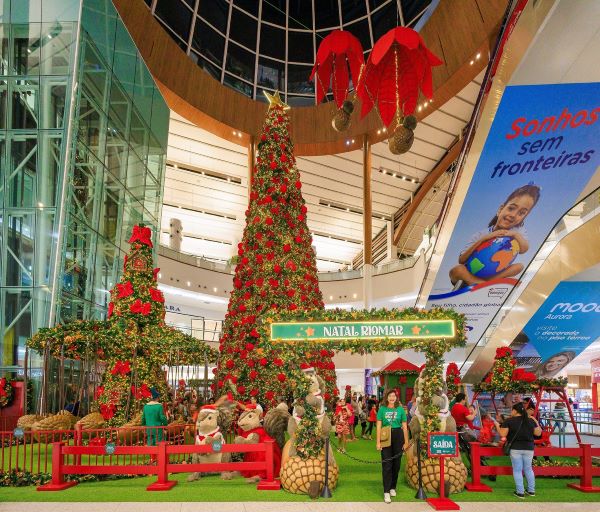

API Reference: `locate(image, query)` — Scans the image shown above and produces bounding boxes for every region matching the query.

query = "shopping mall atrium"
[0,0,599,510]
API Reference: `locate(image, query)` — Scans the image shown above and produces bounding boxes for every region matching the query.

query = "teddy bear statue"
[187,402,234,482]
[232,403,290,483]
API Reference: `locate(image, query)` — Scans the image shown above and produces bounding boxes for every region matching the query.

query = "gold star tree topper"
[263,90,290,111]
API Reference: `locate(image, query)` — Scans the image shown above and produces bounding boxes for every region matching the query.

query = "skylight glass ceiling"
[145,0,433,106]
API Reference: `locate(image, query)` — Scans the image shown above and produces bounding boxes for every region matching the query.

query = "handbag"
[502,418,524,456]
[380,425,392,448]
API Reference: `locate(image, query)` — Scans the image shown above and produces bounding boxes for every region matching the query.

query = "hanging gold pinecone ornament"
[331,99,354,132]
[388,114,417,155]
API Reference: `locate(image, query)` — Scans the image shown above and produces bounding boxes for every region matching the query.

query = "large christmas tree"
[215,92,336,405]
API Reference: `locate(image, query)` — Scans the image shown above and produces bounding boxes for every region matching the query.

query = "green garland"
[371,369,419,377]
[0,378,13,408]
[473,377,568,394]
[260,307,467,353]
[261,307,466,460]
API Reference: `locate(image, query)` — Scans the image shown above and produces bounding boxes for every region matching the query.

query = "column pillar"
[247,135,255,201]
[385,220,396,262]
[169,218,183,251]
[362,134,373,309]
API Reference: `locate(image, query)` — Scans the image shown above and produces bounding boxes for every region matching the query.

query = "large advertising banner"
[427,82,600,344]
[511,281,600,377]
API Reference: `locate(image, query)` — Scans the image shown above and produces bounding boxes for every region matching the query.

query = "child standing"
[450,183,541,287]
[364,403,377,440]
[478,411,500,445]
[335,398,351,453]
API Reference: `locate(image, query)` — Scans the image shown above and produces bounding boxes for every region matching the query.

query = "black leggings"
[381,428,404,493]
[365,421,375,436]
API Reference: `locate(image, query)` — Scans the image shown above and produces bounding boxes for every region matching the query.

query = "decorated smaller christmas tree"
[445,362,461,399]
[489,346,516,391]
[27,224,218,426]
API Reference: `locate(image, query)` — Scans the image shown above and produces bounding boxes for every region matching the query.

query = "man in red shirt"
[451,392,476,429]
[452,392,495,480]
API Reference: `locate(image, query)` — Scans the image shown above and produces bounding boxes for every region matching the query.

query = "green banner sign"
[427,432,458,457]
[270,319,455,341]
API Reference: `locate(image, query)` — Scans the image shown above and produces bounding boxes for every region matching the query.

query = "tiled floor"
[1,503,599,512]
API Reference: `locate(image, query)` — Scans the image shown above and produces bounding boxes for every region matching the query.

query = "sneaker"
[513,491,525,499]
[525,490,535,497]
[384,493,391,504]
[389,489,396,497]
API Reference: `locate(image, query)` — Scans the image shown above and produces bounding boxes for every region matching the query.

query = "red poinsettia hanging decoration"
[310,30,364,107]
[357,27,442,126]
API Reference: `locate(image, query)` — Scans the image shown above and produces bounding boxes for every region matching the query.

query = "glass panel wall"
[58,0,168,323]
[0,0,79,380]
[0,1,169,387]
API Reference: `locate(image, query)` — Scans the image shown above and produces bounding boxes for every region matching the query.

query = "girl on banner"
[450,183,541,288]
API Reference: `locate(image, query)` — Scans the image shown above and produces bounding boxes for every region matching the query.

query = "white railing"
[159,236,430,280]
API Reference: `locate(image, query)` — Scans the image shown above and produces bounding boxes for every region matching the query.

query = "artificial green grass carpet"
[2,436,599,502]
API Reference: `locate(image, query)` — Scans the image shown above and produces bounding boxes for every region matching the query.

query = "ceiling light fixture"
[379,167,419,184]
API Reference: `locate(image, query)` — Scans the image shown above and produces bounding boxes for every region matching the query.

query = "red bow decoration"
[153,268,160,281]
[117,281,134,298]
[511,368,537,383]
[110,360,131,376]
[107,302,114,318]
[128,225,153,247]
[149,288,164,303]
[100,403,116,420]
[131,383,152,400]
[495,346,513,359]
[446,362,460,376]
[94,386,104,399]
[130,299,152,315]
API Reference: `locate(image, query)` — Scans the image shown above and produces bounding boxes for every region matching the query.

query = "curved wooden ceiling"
[114,0,506,156]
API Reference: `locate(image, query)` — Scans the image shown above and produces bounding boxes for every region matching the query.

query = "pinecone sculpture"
[16,414,44,431]
[116,412,144,444]
[405,454,467,494]
[280,454,339,495]
[32,411,77,442]
[76,412,106,437]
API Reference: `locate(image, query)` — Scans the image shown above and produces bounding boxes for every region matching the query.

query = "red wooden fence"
[1,424,238,475]
[37,440,280,492]
[466,442,600,493]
